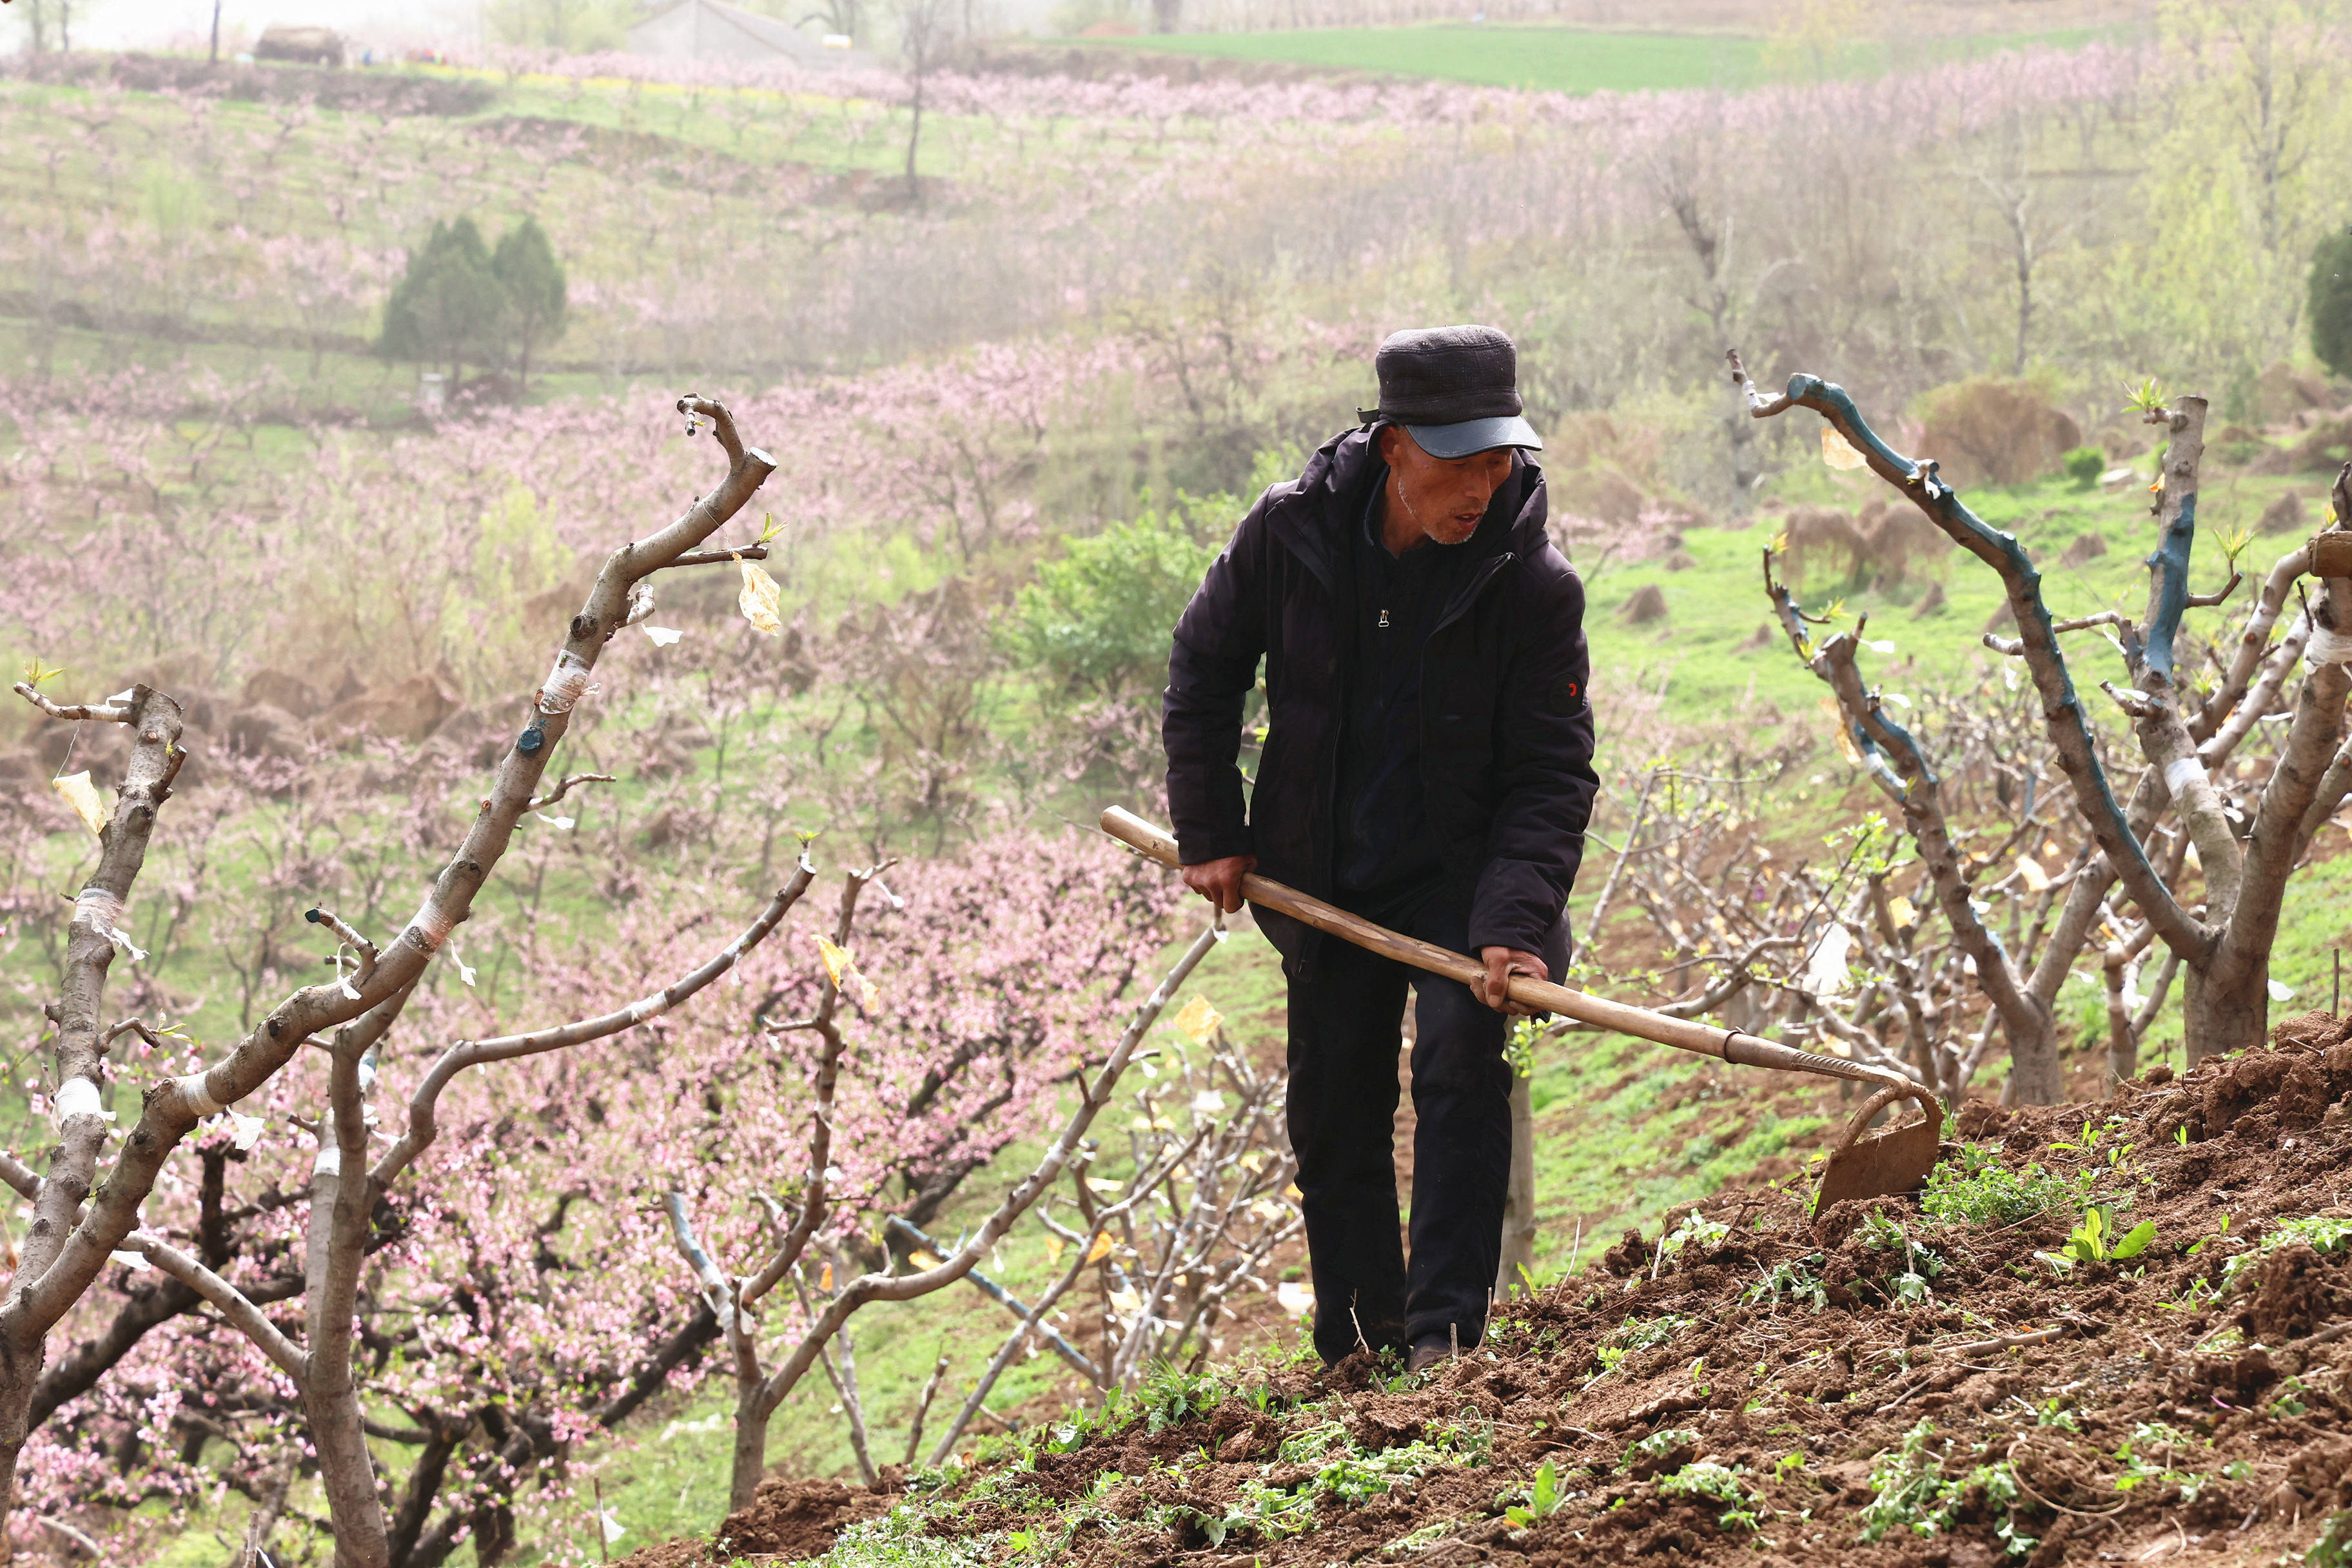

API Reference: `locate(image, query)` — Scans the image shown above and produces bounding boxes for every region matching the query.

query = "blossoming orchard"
[11,3,2352,1563]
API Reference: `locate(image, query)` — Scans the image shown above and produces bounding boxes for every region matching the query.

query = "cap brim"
[1401,415,1543,459]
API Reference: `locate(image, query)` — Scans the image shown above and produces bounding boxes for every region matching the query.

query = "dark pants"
[1286,883,1512,1364]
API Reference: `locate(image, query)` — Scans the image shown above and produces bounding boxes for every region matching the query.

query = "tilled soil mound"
[624,1014,2352,1566]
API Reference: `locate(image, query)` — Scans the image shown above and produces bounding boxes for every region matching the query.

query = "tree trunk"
[307,1042,394,1568]
[1494,1073,1536,1297]
[2003,1001,2064,1105]
[0,1340,37,1563]
[2011,233,2032,377]
[904,82,925,205]
[2183,959,2266,1065]
[305,1375,391,1568]
[729,1382,769,1514]
[210,0,222,63]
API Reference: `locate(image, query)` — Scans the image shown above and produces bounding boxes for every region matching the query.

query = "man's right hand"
[1181,854,1257,914]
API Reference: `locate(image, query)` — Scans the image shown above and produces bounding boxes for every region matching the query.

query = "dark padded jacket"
[1162,425,1598,970]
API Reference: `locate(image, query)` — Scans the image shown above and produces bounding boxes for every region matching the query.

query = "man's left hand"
[1478,947,1547,1015]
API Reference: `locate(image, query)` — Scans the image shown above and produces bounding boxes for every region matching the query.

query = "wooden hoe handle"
[1099,806,1903,1095]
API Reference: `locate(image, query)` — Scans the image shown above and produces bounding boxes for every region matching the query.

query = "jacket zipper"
[1433,552,1515,636]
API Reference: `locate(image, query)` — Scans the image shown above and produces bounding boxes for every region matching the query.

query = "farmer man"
[1162,324,1597,1372]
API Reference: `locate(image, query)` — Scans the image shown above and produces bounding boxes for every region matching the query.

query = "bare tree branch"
[527,772,616,812]
[371,861,816,1190]
[9,684,131,723]
[1730,350,2206,963]
[121,1232,306,1383]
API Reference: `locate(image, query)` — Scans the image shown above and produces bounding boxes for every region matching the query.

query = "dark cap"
[1358,324,1543,459]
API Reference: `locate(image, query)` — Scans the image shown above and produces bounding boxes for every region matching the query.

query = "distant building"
[626,0,876,68]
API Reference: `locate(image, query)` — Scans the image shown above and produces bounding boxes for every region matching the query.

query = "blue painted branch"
[1765,555,1912,799]
[887,1215,1099,1382]
[1728,352,2205,962]
[2140,484,2196,683]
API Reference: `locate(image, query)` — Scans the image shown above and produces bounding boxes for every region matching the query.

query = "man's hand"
[1479,946,1547,1015]
[1181,854,1256,914]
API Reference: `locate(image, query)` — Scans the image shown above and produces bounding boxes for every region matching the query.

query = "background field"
[1072,20,2122,93]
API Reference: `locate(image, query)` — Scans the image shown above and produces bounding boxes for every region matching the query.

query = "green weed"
[1745,1253,1829,1311]
[1652,1210,1732,1278]
[1386,1517,1458,1554]
[1625,1427,1702,1467]
[1259,1415,1494,1531]
[1921,1144,2097,1226]
[1857,1420,2036,1558]
[805,1511,996,1566]
[2187,1213,2233,1256]
[1657,1460,1761,1531]
[2111,1422,2226,1501]
[1861,1211,1945,1301]
[1137,1363,1229,1433]
[2311,1512,2352,1568]
[2218,1214,2352,1293]
[1593,1314,1693,1380]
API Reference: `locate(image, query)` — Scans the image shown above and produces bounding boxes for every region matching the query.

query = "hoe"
[1102,806,1943,1208]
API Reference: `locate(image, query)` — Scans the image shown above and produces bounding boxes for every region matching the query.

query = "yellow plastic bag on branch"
[1171,995,1222,1046]
[736,555,783,636]
[52,771,106,839]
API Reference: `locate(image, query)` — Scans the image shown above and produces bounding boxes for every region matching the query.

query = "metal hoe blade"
[1817,1082,1945,1209]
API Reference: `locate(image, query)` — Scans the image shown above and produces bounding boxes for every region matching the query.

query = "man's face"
[1379,425,1516,547]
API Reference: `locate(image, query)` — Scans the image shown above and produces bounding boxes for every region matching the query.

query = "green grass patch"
[1072,23,2122,95]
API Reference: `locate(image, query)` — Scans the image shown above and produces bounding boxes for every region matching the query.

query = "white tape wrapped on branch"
[55,1077,113,1128]
[72,885,147,961]
[313,1143,342,1179]
[2163,754,2211,802]
[177,1072,227,1117]
[2306,625,2352,667]
[406,895,455,955]
[74,887,126,932]
[536,650,596,716]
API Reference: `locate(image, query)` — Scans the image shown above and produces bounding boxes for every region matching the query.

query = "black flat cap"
[1360,324,1543,458]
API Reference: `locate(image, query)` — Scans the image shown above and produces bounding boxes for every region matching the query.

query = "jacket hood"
[1265,426,1549,589]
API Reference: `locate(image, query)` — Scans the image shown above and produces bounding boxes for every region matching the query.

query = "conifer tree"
[492,216,568,392]
[2311,228,2352,380]
[377,217,506,389]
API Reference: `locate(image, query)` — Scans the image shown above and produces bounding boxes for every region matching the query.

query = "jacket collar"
[1265,425,1548,591]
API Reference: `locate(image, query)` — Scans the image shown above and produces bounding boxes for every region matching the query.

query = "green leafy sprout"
[1504,1459,1569,1527]
[2035,1204,2155,1273]
[1745,1254,1828,1312]
[1861,1211,1945,1302]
